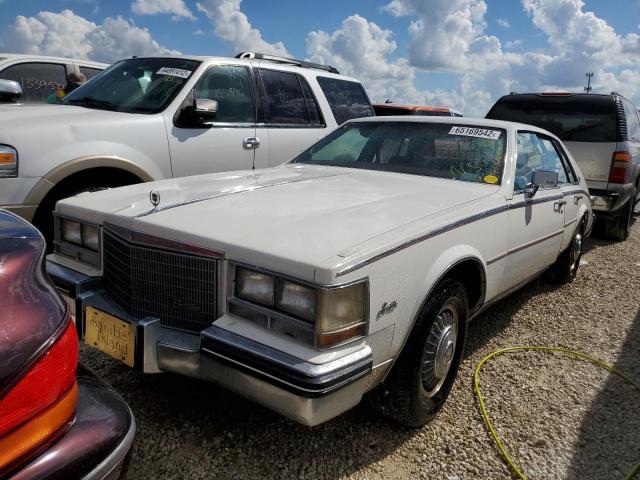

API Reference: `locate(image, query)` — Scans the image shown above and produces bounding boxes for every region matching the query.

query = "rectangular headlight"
[0,145,18,178]
[316,282,367,348]
[236,268,275,306]
[276,280,316,322]
[81,224,99,251]
[61,219,82,245]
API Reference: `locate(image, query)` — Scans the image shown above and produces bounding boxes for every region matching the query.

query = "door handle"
[243,137,261,150]
[574,194,583,205]
[554,200,567,212]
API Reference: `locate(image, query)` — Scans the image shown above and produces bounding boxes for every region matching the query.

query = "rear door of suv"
[253,66,328,166]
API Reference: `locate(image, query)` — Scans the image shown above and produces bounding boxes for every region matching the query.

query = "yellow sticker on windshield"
[484,175,499,184]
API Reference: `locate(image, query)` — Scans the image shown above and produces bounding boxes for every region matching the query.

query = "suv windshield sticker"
[156,67,192,79]
[449,126,501,140]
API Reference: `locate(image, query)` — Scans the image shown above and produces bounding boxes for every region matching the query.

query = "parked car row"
[0,49,635,477]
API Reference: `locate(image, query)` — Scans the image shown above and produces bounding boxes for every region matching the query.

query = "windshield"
[487,95,617,142]
[294,122,506,184]
[62,58,200,114]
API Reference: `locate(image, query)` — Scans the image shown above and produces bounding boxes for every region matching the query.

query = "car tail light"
[609,151,630,184]
[0,317,78,472]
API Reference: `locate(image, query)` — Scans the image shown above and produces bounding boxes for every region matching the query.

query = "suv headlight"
[233,266,368,348]
[0,145,18,178]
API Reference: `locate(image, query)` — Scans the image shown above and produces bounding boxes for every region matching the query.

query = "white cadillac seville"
[47,117,593,426]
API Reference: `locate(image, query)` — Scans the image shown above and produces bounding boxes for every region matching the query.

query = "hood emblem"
[149,190,161,208]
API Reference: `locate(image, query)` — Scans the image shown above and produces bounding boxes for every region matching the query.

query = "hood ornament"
[149,190,161,209]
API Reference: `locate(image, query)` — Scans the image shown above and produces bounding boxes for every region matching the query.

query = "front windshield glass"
[62,58,200,114]
[294,122,507,184]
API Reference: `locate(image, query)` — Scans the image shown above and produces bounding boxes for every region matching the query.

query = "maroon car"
[0,210,135,479]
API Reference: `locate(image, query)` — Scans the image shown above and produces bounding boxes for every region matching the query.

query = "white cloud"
[497,18,510,28]
[307,15,415,102]
[196,0,289,56]
[1,9,180,63]
[131,0,196,20]
[193,29,205,35]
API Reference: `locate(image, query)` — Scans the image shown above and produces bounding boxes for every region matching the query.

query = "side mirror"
[194,98,218,122]
[526,168,559,197]
[0,79,23,103]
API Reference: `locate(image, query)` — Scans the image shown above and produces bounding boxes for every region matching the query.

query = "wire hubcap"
[421,306,458,396]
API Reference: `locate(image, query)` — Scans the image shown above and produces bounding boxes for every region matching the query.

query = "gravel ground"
[81,220,640,480]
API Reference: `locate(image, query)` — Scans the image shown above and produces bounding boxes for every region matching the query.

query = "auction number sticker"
[156,67,192,79]
[449,126,501,140]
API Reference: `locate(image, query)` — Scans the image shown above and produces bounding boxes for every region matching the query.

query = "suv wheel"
[604,190,635,241]
[368,279,468,427]
[33,170,141,250]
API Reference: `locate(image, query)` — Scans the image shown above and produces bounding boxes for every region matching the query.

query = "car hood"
[58,164,499,280]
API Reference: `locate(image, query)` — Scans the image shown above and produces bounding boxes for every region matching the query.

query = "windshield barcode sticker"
[449,126,501,140]
[156,67,192,79]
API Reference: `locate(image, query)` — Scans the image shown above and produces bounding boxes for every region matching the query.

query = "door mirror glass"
[0,79,23,102]
[194,98,218,121]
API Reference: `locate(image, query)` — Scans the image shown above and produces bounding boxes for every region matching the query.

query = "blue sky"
[2,0,640,114]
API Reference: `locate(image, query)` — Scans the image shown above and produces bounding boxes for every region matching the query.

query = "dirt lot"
[81,221,640,480]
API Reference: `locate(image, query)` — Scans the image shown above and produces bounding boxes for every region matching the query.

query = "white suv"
[0,54,107,103]
[0,52,374,243]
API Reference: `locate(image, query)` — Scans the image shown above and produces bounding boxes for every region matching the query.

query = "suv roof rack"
[235,52,339,74]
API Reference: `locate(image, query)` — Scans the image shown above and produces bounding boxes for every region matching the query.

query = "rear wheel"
[368,279,468,427]
[603,191,635,241]
[552,218,584,284]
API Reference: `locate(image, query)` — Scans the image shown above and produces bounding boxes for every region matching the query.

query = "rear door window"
[622,98,640,142]
[79,66,103,80]
[488,95,617,142]
[316,77,374,124]
[0,62,67,103]
[259,69,310,125]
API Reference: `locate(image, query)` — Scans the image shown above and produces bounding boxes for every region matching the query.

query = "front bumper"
[12,366,135,480]
[0,177,42,222]
[47,260,375,426]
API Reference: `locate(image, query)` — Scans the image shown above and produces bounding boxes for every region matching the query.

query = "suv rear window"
[487,95,617,142]
[316,77,374,124]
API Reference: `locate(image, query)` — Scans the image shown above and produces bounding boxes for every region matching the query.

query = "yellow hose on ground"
[473,346,640,480]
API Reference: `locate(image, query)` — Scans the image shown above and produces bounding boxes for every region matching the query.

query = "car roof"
[498,92,618,101]
[0,53,108,67]
[374,103,453,112]
[350,115,544,131]
[111,55,362,82]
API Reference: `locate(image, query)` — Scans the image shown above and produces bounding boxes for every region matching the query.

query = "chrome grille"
[102,228,219,332]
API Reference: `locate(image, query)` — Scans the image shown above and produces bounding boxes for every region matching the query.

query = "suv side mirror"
[526,168,559,197]
[0,79,23,103]
[194,98,218,122]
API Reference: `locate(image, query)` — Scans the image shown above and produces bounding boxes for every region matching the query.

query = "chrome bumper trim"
[157,341,370,426]
[81,407,136,480]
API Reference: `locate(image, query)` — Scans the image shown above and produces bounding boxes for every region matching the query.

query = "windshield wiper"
[67,96,118,111]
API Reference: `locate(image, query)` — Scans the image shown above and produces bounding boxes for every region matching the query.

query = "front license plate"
[84,306,136,367]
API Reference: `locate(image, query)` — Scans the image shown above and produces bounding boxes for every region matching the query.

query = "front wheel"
[368,279,468,427]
